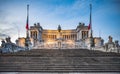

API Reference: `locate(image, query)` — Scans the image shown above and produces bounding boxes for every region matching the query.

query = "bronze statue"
[58,25,61,32]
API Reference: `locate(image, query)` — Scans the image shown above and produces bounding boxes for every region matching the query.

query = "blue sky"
[0,0,120,44]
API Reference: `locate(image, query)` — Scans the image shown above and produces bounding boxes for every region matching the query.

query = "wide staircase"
[0,49,120,72]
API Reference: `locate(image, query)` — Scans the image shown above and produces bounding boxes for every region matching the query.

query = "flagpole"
[27,5,29,19]
[25,4,30,50]
[90,4,93,38]
[26,5,29,38]
[89,4,94,49]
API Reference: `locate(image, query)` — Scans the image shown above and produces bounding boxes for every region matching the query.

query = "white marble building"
[16,22,104,49]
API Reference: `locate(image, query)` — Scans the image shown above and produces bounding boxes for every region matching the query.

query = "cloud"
[31,0,91,30]
[0,33,9,39]
[0,33,8,36]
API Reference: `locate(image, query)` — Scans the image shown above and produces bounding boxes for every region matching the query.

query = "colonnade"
[43,34,77,40]
[62,34,76,40]
[31,31,38,39]
[82,31,89,39]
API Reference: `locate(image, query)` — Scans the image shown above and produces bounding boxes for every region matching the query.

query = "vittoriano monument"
[0,4,120,73]
[0,4,119,53]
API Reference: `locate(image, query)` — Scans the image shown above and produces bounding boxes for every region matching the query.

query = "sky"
[0,0,120,44]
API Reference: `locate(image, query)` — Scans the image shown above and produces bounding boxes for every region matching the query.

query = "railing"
[32,42,88,49]
[31,42,120,53]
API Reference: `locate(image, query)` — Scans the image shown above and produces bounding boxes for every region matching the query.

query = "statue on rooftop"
[58,25,61,32]
[5,37,11,43]
[1,40,5,47]
[108,36,113,43]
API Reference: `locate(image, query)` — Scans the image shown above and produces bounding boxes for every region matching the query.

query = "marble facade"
[16,22,104,49]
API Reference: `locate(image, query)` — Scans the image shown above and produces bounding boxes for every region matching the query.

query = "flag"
[26,5,29,30]
[88,4,92,30]
[88,23,91,30]
[26,16,29,30]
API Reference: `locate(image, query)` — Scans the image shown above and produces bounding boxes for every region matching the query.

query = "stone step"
[0,61,120,71]
[0,57,120,65]
[1,49,120,57]
[0,65,120,72]
[0,49,120,72]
